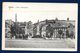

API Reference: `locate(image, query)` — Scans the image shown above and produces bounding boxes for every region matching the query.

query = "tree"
[10,25,16,39]
[70,31,74,39]
[66,30,69,38]
[46,24,53,38]
[27,21,32,29]
[58,30,63,39]
[58,30,63,35]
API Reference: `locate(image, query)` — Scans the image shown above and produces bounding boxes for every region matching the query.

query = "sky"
[3,2,78,23]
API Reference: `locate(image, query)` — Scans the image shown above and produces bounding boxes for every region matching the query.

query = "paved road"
[5,38,75,48]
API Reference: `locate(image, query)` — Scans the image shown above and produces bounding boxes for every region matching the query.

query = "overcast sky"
[3,2,78,23]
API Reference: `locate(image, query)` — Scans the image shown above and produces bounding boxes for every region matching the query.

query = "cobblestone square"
[5,38,75,48]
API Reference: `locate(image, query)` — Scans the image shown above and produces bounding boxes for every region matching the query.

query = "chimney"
[67,18,69,21]
[55,17,58,21]
[15,13,17,22]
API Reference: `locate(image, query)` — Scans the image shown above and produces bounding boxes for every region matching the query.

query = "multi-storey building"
[33,18,75,39]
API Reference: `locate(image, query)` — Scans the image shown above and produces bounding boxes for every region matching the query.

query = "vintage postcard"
[2,2,78,51]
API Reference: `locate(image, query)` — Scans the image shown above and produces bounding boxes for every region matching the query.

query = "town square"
[2,2,77,51]
[5,14,75,48]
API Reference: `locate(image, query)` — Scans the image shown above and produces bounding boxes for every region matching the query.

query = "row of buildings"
[5,14,75,39]
[33,18,75,38]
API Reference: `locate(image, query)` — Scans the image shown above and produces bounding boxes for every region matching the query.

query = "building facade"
[5,15,75,39]
[34,19,75,39]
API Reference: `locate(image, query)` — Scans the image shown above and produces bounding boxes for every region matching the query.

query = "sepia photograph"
[2,2,78,51]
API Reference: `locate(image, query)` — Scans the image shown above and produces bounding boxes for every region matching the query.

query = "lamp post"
[15,13,17,38]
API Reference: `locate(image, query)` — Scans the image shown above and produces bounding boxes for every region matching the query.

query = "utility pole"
[36,20,40,36]
[15,13,17,38]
